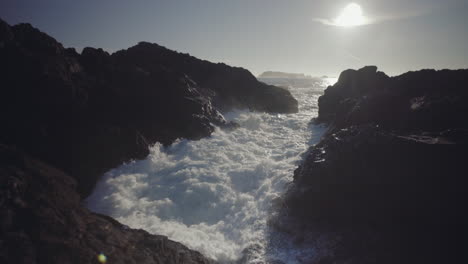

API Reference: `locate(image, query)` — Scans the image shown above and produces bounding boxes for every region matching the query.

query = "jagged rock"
[0,18,296,197]
[0,17,297,263]
[0,145,215,264]
[282,67,468,264]
[317,66,468,133]
[113,42,298,113]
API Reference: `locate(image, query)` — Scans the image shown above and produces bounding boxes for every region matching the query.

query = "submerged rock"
[283,66,468,263]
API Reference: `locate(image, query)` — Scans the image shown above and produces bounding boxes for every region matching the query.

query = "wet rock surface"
[0,145,215,264]
[282,66,468,263]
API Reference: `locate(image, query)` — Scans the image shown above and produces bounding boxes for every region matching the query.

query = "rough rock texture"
[0,145,215,264]
[0,18,297,197]
[282,66,468,263]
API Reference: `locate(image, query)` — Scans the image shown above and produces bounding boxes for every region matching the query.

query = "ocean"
[86,78,335,263]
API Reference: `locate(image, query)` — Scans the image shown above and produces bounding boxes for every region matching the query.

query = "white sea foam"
[86,82,331,263]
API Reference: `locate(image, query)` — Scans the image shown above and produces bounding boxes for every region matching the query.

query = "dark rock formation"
[113,42,298,113]
[0,18,297,197]
[282,66,468,263]
[0,145,215,264]
[0,18,297,264]
[317,65,468,132]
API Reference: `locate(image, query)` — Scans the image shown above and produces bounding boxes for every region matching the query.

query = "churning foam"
[86,83,329,263]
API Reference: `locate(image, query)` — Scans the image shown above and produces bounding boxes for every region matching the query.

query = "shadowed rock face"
[112,42,298,113]
[0,18,297,197]
[0,18,297,264]
[0,145,215,264]
[282,66,468,264]
[317,65,468,132]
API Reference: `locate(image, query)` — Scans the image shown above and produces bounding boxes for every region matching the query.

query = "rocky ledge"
[281,66,468,263]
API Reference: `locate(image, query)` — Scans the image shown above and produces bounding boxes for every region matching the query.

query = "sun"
[335,3,366,27]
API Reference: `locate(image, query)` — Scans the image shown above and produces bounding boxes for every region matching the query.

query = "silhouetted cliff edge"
[281,66,468,263]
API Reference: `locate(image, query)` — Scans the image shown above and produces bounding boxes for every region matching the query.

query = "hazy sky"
[1,0,467,76]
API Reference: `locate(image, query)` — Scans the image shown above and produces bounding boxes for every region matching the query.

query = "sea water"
[86,78,335,263]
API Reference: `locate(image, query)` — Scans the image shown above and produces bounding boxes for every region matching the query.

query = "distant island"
[257,71,332,88]
[258,71,314,79]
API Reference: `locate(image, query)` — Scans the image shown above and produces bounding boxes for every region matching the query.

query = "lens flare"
[97,253,107,263]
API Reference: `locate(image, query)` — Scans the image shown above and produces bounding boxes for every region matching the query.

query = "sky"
[1,0,467,77]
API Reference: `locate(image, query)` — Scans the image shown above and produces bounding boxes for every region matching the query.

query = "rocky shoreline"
[2,17,468,264]
[0,19,297,264]
[281,66,468,263]
[0,145,215,264]
[0,18,298,197]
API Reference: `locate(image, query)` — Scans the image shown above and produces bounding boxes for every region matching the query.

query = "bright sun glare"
[335,3,366,27]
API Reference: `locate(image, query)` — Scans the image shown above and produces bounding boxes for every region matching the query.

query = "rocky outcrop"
[0,18,297,264]
[0,18,297,197]
[281,66,468,263]
[0,145,215,264]
[317,65,468,132]
[113,42,298,113]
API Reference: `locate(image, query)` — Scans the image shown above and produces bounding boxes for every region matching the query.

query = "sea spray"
[86,81,332,263]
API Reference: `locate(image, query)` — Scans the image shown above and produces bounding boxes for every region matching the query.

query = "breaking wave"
[86,80,332,263]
